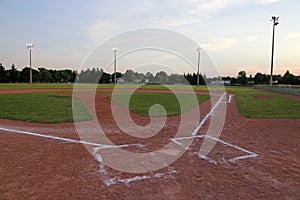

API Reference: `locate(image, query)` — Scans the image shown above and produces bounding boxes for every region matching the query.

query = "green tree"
[237,71,247,84]
[282,70,297,84]
[254,73,268,84]
[145,72,154,82]
[122,69,136,82]
[9,64,20,83]
[155,71,168,83]
[0,63,7,83]
[39,68,52,82]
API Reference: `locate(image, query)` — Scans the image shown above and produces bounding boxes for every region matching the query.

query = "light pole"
[196,47,203,87]
[26,43,34,84]
[112,48,118,84]
[270,16,279,85]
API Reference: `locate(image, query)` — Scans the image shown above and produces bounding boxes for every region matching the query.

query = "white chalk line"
[192,92,227,136]
[171,134,258,164]
[171,92,258,164]
[92,91,230,185]
[0,92,238,186]
[0,127,140,149]
[220,94,234,104]
[93,91,228,186]
[227,94,234,104]
[92,146,177,187]
[0,126,160,186]
[102,168,177,187]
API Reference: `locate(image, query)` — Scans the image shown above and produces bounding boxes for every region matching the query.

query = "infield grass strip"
[226,87,300,118]
[110,92,210,117]
[0,93,92,123]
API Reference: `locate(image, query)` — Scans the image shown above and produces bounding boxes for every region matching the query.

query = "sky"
[0,0,299,77]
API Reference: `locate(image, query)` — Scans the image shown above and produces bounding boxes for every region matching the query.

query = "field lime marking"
[0,126,175,187]
[171,92,258,164]
[192,92,227,136]
[0,127,134,148]
[171,135,258,163]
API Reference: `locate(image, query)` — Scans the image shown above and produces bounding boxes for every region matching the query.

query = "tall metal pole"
[270,16,279,85]
[114,51,116,84]
[196,47,202,87]
[112,48,118,84]
[29,48,32,84]
[26,43,34,84]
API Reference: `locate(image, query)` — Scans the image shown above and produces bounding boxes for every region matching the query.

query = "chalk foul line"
[0,126,176,187]
[171,135,258,164]
[0,127,138,149]
[192,92,227,136]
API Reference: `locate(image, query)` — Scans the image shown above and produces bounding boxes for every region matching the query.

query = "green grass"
[0,83,210,91]
[110,92,210,117]
[226,86,300,118]
[140,84,209,91]
[0,83,74,89]
[0,92,92,123]
[1,83,299,119]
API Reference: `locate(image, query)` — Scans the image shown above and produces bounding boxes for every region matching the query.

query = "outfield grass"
[110,92,210,117]
[0,92,92,123]
[1,83,299,120]
[0,83,210,91]
[0,83,75,89]
[226,87,300,118]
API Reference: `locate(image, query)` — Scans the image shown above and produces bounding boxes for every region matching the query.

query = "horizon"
[0,63,297,78]
[0,0,299,77]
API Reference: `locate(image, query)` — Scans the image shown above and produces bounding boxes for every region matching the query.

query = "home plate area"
[92,134,258,187]
[92,144,178,187]
[171,134,258,166]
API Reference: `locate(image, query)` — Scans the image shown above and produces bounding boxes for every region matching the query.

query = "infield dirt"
[0,89,299,199]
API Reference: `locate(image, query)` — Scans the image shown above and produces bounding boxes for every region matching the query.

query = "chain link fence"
[254,85,300,96]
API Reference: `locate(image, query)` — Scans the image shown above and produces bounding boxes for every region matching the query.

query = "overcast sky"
[0,0,299,76]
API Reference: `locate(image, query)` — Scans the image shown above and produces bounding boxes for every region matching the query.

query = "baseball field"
[0,83,299,199]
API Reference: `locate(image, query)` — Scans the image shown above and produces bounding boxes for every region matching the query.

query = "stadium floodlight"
[112,48,118,84]
[270,16,279,85]
[196,47,203,87]
[26,43,34,84]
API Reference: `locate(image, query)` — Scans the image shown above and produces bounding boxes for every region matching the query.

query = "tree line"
[0,63,76,83]
[77,68,207,85]
[225,70,300,85]
[0,63,299,85]
[71,68,300,85]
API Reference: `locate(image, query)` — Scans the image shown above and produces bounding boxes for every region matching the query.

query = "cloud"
[185,0,246,16]
[185,0,283,15]
[145,0,245,28]
[84,20,121,43]
[83,0,284,43]
[245,36,259,42]
[284,33,300,40]
[149,17,201,27]
[202,38,238,51]
[256,0,283,5]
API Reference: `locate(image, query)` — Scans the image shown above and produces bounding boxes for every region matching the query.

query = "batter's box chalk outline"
[170,135,258,164]
[92,145,177,187]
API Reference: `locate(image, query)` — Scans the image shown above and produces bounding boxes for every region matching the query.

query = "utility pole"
[196,47,203,87]
[112,48,118,84]
[26,43,34,84]
[270,16,279,85]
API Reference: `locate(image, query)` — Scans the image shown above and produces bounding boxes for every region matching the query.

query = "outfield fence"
[254,85,300,96]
